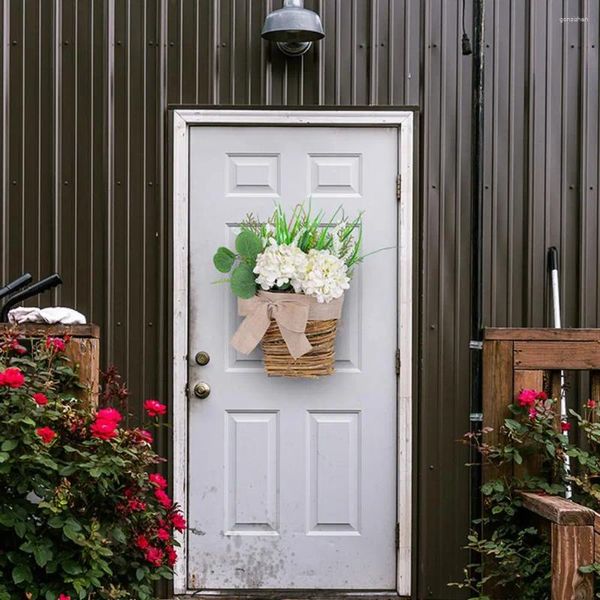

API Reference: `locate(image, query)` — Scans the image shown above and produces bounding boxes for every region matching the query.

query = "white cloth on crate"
[8,307,87,325]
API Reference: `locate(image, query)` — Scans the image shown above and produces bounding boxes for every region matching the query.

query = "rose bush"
[0,333,185,600]
[452,388,600,599]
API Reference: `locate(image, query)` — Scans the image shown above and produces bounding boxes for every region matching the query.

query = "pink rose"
[36,426,57,444]
[170,512,187,532]
[0,367,25,388]
[144,399,166,417]
[90,419,118,441]
[33,392,49,406]
[144,546,164,567]
[46,336,66,352]
[149,473,168,490]
[96,407,123,423]
[155,488,172,509]
[517,389,537,407]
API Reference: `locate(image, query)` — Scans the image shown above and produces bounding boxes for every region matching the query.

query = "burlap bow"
[231,291,344,359]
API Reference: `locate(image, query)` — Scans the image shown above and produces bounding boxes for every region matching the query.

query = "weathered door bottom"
[172,593,406,600]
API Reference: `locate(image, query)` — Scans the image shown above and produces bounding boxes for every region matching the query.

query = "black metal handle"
[0,273,32,301]
[0,273,63,321]
[548,246,559,272]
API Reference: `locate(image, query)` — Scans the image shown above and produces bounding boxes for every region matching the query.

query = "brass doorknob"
[195,351,210,366]
[193,382,211,399]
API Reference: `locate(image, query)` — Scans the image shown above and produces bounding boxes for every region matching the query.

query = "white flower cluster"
[300,249,350,303]
[254,243,307,292]
[253,243,349,303]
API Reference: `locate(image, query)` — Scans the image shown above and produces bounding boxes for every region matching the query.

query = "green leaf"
[63,524,84,544]
[112,527,126,544]
[64,518,82,531]
[12,564,32,584]
[14,522,27,538]
[235,230,262,260]
[213,247,236,273]
[1,440,17,452]
[62,560,82,575]
[230,263,257,299]
[0,513,14,527]
[33,546,53,567]
[48,516,64,529]
[0,452,9,464]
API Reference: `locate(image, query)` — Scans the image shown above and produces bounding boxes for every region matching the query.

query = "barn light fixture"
[261,0,325,57]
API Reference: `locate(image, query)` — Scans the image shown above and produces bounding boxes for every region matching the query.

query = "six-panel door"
[188,126,399,589]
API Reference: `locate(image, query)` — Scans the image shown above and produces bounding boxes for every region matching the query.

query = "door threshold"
[173,592,406,600]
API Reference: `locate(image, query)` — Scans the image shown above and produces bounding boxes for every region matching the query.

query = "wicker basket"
[261,318,338,377]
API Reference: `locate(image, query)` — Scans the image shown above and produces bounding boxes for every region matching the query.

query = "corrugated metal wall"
[1,1,598,598]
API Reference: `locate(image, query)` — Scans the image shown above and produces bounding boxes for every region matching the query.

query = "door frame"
[170,109,415,596]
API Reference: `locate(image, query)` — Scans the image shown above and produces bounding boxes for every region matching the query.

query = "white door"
[187,126,399,590]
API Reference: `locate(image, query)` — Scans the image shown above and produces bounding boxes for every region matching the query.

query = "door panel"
[188,126,399,589]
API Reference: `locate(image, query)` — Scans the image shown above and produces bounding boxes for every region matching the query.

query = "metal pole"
[548,247,571,498]
[469,0,485,529]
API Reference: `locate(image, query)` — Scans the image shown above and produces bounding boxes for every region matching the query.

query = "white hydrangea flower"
[298,249,350,303]
[253,243,308,291]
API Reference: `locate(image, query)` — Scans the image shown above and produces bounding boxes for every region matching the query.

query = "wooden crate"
[0,323,100,404]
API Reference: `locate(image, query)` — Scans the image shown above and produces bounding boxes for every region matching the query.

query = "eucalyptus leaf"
[213,247,236,273]
[235,230,262,261]
[230,263,257,299]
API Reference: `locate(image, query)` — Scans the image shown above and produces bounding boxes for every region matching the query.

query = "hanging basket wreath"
[213,204,364,378]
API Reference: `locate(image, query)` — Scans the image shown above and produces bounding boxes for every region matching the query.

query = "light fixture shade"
[261,0,325,44]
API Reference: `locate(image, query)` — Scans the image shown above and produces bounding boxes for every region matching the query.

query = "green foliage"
[211,203,366,298]
[213,247,236,273]
[0,335,183,599]
[235,230,262,264]
[452,392,600,599]
[241,203,364,268]
[230,263,257,299]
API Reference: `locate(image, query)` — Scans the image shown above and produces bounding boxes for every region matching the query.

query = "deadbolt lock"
[193,382,211,399]
[195,351,210,366]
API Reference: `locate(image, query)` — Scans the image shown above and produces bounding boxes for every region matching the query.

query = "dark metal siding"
[1,2,598,598]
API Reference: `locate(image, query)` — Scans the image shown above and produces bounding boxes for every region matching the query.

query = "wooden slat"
[594,514,600,564]
[485,328,600,342]
[514,341,600,370]
[483,340,514,480]
[65,337,100,406]
[520,492,596,526]
[551,523,594,600]
[0,323,99,338]
[591,371,600,406]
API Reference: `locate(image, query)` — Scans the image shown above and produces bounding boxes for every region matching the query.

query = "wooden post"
[520,493,596,600]
[482,339,514,481]
[551,524,594,600]
[591,371,600,408]
[0,323,100,405]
